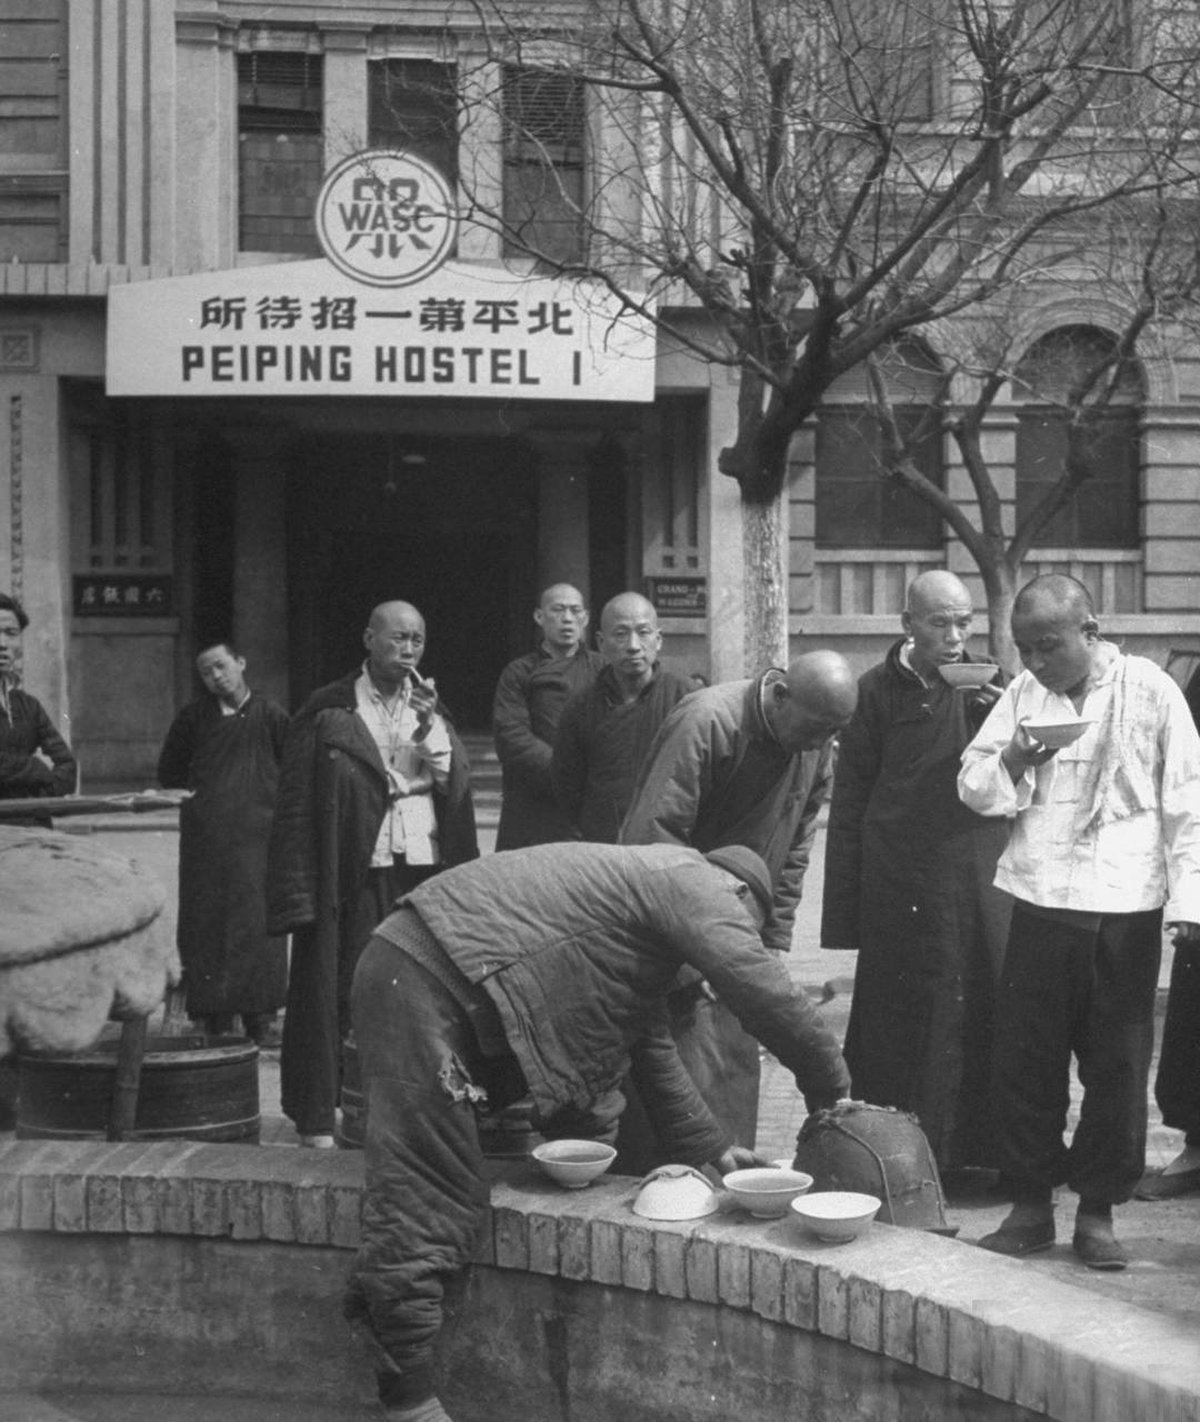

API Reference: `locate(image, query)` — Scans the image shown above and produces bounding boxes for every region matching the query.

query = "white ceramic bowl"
[938,663,998,690]
[1021,718,1094,749]
[790,1191,881,1242]
[531,1139,617,1189]
[632,1165,720,1220]
[723,1167,814,1218]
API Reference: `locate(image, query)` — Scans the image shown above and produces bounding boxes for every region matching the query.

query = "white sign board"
[106,260,657,401]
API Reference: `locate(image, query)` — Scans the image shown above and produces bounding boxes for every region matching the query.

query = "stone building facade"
[0,0,1196,785]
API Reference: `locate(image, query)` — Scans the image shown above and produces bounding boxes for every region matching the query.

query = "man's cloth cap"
[703,845,774,915]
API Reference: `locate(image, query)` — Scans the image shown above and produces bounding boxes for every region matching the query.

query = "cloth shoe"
[1073,1210,1129,1271]
[1133,1165,1200,1201]
[977,1202,1055,1257]
[298,1132,336,1149]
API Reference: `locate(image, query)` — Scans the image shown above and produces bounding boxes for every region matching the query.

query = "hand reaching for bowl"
[715,1145,773,1175]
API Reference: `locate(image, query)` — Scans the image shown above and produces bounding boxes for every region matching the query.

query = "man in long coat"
[551,591,691,842]
[157,639,290,1043]
[821,572,1011,1172]
[619,651,858,1167]
[492,582,602,848]
[268,601,477,1146]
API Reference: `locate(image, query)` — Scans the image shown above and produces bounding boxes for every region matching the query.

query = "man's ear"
[533,607,546,631]
[900,608,914,637]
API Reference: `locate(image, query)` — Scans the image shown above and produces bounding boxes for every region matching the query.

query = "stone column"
[524,430,600,595]
[224,433,291,709]
[322,25,369,168]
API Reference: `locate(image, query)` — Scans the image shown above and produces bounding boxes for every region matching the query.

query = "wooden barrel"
[16,1032,260,1144]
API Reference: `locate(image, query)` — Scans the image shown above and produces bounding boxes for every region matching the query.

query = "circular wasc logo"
[315,150,458,287]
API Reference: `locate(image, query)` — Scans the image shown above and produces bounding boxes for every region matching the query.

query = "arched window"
[1014,326,1142,548]
[815,338,945,548]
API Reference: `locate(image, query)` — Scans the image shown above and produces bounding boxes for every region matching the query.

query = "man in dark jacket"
[492,583,602,848]
[821,571,1011,1173]
[346,841,850,1422]
[551,591,691,842]
[0,591,77,824]
[618,651,857,1163]
[267,601,477,1147]
[157,639,290,1044]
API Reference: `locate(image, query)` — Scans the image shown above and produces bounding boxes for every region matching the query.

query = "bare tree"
[453,0,1200,670]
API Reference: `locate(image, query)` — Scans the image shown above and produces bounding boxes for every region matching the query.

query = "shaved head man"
[598,591,662,698]
[533,583,589,657]
[552,590,691,843]
[492,582,603,849]
[961,574,1200,1269]
[822,571,1010,1174]
[365,601,429,699]
[902,571,976,681]
[764,650,859,754]
[267,597,478,1147]
[618,647,856,1169]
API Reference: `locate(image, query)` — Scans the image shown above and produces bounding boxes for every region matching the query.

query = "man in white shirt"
[958,574,1200,1270]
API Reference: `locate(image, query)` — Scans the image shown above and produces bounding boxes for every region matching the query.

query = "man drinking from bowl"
[958,574,1200,1270]
[821,570,1010,1177]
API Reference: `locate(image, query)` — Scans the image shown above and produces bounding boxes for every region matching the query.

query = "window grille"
[502,67,585,265]
[237,51,323,255]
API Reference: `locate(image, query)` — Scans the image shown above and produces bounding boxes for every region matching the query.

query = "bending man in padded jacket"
[346,842,850,1422]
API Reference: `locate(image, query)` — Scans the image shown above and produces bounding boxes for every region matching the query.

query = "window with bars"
[502,67,586,265]
[826,0,940,124]
[815,339,946,548]
[1014,326,1142,549]
[237,50,324,256]
[70,403,171,575]
[369,59,458,185]
[643,394,706,574]
[0,0,68,263]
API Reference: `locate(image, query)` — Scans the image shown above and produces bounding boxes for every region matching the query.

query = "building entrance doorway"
[287,433,538,729]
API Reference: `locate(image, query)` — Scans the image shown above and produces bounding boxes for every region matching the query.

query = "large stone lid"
[0,827,179,1054]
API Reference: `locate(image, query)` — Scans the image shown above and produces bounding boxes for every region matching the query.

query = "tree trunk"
[980,558,1019,676]
[741,490,789,674]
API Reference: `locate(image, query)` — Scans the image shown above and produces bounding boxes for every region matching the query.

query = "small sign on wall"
[73,575,174,617]
[645,576,707,617]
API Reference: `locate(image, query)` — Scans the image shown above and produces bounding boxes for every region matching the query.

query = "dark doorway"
[288,433,538,728]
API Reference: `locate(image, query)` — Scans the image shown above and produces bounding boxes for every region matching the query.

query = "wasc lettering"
[373,345,582,386]
[181,345,353,382]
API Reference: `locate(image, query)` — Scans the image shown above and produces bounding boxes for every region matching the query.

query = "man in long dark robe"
[551,591,691,842]
[492,582,602,848]
[158,639,290,1044]
[619,650,858,1170]
[821,571,1011,1174]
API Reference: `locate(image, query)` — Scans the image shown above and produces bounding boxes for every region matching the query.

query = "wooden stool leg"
[108,1015,149,1142]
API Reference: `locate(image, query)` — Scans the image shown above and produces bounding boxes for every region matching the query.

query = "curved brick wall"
[0,1139,1197,1421]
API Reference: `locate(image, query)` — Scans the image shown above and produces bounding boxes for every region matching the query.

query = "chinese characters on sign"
[106,260,656,401]
[73,575,174,617]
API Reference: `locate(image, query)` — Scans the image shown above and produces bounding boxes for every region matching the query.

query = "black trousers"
[1156,938,1200,1141]
[991,900,1162,1205]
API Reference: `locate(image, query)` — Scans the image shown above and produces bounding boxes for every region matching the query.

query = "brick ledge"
[1,1139,1197,1422]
